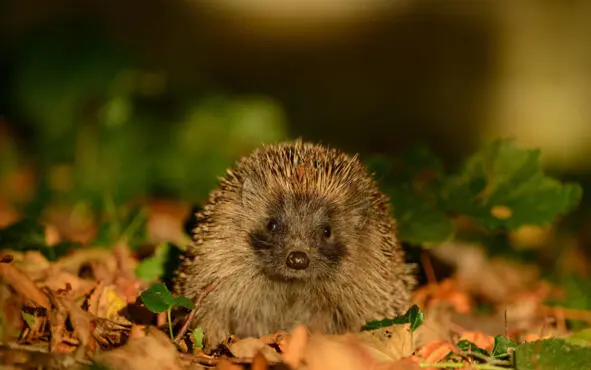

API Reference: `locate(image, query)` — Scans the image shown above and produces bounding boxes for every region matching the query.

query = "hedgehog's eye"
[323,225,331,239]
[266,218,279,233]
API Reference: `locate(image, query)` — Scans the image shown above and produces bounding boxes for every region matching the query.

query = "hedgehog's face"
[248,192,349,282]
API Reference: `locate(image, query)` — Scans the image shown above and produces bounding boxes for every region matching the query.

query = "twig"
[420,251,438,285]
[174,284,216,343]
[178,352,219,367]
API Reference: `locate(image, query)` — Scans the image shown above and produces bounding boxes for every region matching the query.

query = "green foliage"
[10,26,288,211]
[135,243,172,283]
[443,140,582,230]
[20,311,36,329]
[191,327,204,349]
[91,200,149,250]
[455,339,491,358]
[490,335,518,359]
[368,146,453,245]
[140,283,195,313]
[566,328,591,347]
[544,274,591,330]
[0,218,80,261]
[368,139,583,246]
[514,338,591,370]
[433,336,516,368]
[361,304,424,332]
[140,283,195,340]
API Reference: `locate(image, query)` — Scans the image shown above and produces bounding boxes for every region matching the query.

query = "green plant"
[139,283,195,340]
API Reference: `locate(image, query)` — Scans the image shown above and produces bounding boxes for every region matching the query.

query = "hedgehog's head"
[221,141,387,282]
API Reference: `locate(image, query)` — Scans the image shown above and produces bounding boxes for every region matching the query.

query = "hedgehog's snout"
[286,251,310,270]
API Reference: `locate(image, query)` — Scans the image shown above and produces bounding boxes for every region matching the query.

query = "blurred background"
[1,0,590,228]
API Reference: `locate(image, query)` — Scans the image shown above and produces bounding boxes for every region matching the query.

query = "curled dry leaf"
[413,279,471,314]
[54,248,118,281]
[216,359,244,370]
[228,337,282,363]
[458,331,494,352]
[0,261,50,309]
[282,324,308,368]
[97,284,128,320]
[303,333,369,370]
[147,200,191,246]
[354,323,413,362]
[95,326,183,370]
[41,270,94,295]
[412,304,453,348]
[417,340,456,364]
[260,330,290,353]
[251,351,269,370]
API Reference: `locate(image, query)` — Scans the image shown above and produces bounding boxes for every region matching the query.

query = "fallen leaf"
[282,325,308,368]
[95,326,183,370]
[418,340,455,363]
[458,331,494,352]
[354,323,413,361]
[0,262,50,309]
[228,337,282,363]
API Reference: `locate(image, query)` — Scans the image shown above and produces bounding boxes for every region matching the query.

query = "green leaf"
[135,242,170,283]
[172,296,196,311]
[361,304,424,332]
[389,187,454,245]
[140,283,175,313]
[367,147,453,245]
[514,338,591,370]
[566,328,591,347]
[490,335,517,358]
[192,327,204,349]
[21,311,37,328]
[455,339,490,357]
[443,139,583,230]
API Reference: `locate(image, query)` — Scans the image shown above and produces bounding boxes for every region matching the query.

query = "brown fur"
[173,140,416,348]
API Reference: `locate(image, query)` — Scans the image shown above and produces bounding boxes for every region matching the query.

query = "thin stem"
[419,362,510,370]
[167,308,174,340]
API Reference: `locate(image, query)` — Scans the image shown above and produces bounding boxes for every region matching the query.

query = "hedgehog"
[173,140,416,348]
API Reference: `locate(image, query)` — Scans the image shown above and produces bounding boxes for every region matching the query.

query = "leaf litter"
[1,140,591,369]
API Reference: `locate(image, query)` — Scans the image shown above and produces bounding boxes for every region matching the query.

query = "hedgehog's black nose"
[286,251,310,270]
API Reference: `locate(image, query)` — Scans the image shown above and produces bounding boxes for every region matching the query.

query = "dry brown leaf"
[282,324,308,368]
[0,262,50,309]
[413,279,471,314]
[41,270,94,294]
[54,248,118,281]
[95,326,183,370]
[228,337,282,363]
[413,304,453,348]
[432,242,540,305]
[260,329,290,352]
[354,323,412,362]
[216,359,243,370]
[251,351,268,370]
[418,340,455,364]
[97,284,128,320]
[303,334,369,370]
[458,331,494,352]
[374,358,422,370]
[147,200,191,246]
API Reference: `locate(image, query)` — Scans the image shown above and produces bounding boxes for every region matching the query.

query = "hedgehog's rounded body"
[173,140,416,347]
